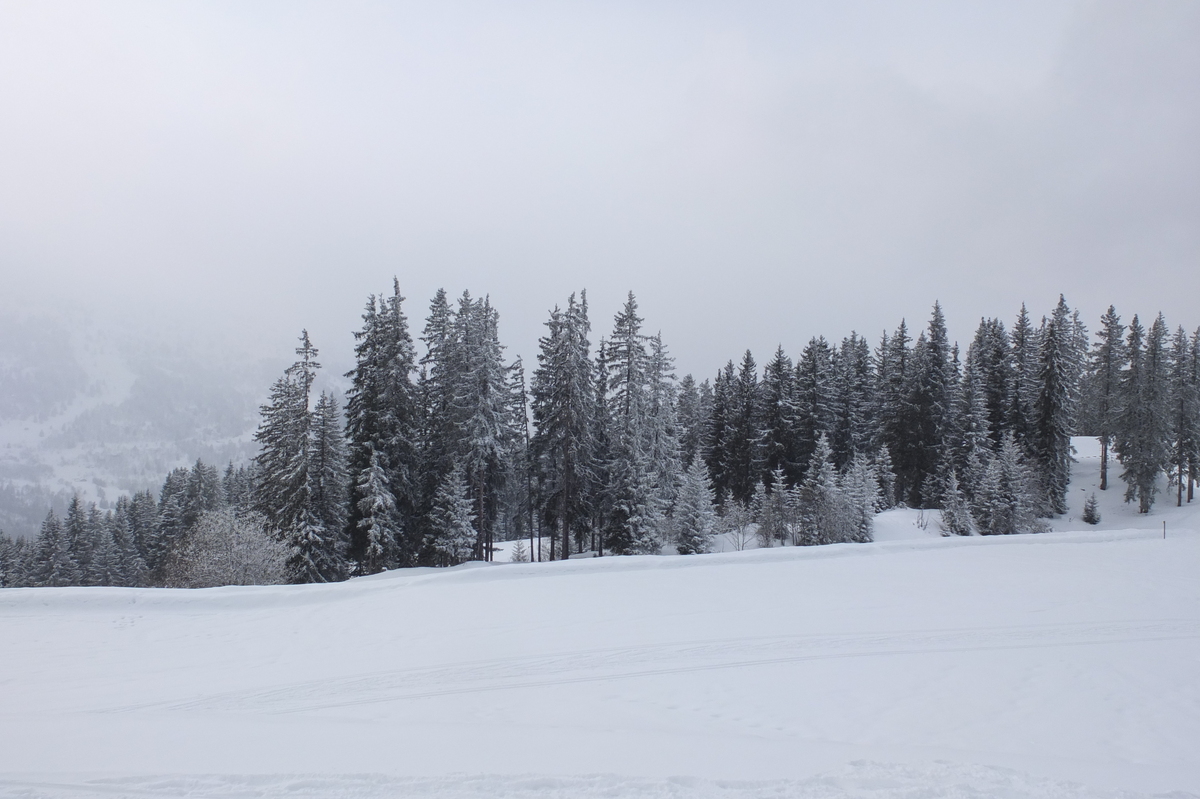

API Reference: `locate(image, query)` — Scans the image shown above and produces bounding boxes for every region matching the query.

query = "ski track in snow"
[0,762,1192,799]
[100,618,1200,715]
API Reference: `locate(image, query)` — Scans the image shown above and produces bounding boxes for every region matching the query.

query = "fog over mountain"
[0,1,1196,535]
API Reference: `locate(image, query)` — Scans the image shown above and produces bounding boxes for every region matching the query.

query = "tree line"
[1,287,1196,588]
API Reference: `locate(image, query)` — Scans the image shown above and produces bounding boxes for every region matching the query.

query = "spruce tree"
[603,294,662,555]
[794,338,834,479]
[354,443,401,573]
[972,432,1044,535]
[725,350,761,506]
[254,332,346,583]
[966,317,1013,447]
[829,333,874,470]
[427,466,478,566]
[757,346,798,487]
[1085,307,1127,491]
[876,321,914,502]
[798,434,841,545]
[453,295,519,561]
[1030,299,1076,514]
[34,510,76,587]
[939,470,976,536]
[1167,326,1200,506]
[703,362,736,507]
[676,374,704,469]
[345,282,422,569]
[1009,304,1039,450]
[673,460,716,554]
[1115,314,1171,513]
[893,304,953,507]
[645,333,682,521]
[838,455,879,543]
[0,531,19,588]
[530,293,595,560]
[310,392,349,552]
[63,495,91,585]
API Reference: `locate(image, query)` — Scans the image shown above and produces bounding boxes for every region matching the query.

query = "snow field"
[0,436,1198,797]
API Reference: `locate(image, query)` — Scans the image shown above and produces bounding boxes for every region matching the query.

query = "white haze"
[0,1,1196,379]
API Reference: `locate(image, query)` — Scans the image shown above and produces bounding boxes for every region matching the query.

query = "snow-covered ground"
[1,438,1198,797]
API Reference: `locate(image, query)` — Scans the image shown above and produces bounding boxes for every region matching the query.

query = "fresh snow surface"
[2,438,1199,798]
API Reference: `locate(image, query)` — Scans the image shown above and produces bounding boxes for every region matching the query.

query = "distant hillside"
[0,314,308,537]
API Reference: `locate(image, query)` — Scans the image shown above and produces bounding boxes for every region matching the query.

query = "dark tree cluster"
[0,460,261,588]
[6,289,1194,589]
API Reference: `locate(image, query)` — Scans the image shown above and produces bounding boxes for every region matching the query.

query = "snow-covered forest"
[2,286,1196,588]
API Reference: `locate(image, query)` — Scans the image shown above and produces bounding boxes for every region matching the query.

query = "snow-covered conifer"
[530,293,595,560]
[971,432,1044,535]
[1031,298,1077,514]
[344,282,422,568]
[427,466,478,566]
[673,460,716,554]
[1115,314,1171,513]
[939,470,976,536]
[354,444,401,574]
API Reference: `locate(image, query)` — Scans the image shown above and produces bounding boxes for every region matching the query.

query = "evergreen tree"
[427,466,478,566]
[1085,307,1127,491]
[530,293,595,560]
[453,295,518,561]
[310,392,349,549]
[838,455,879,543]
[586,342,613,554]
[876,321,913,500]
[354,443,401,573]
[63,496,93,585]
[753,468,793,547]
[757,346,798,487]
[34,510,76,587]
[183,460,224,530]
[222,463,254,511]
[1167,326,1200,506]
[676,374,704,469]
[894,304,953,507]
[345,281,422,569]
[128,490,160,573]
[0,527,20,585]
[939,470,976,536]
[794,338,834,478]
[1081,493,1101,524]
[972,432,1044,535]
[830,334,873,469]
[703,362,736,506]
[603,295,662,556]
[798,434,842,545]
[645,333,682,519]
[951,365,993,497]
[673,460,716,554]
[725,350,761,506]
[110,497,147,587]
[873,446,898,509]
[1030,298,1077,514]
[966,317,1013,447]
[1115,314,1171,513]
[1009,304,1039,449]
[254,332,345,583]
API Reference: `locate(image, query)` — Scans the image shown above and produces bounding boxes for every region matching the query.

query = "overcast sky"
[1,0,1196,378]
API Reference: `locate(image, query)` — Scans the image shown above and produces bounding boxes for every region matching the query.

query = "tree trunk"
[1099,436,1108,491]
